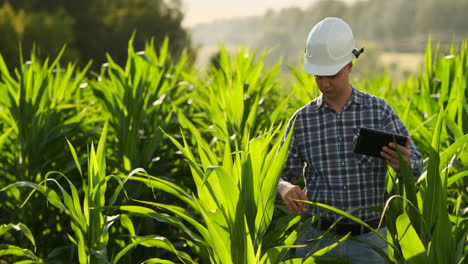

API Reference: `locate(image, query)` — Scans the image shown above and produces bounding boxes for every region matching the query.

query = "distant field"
[194,44,237,70]
[195,45,425,78]
[379,52,424,73]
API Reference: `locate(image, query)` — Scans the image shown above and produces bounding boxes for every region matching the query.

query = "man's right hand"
[278,181,308,214]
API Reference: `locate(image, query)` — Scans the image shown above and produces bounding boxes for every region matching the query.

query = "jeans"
[296,225,388,264]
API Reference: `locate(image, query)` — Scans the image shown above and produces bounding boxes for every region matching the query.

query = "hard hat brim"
[303,55,352,76]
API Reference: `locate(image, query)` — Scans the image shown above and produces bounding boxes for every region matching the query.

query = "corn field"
[0,37,467,264]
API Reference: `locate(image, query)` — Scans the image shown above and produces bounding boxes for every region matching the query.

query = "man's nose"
[321,77,332,87]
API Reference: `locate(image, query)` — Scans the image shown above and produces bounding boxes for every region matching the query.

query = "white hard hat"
[304,17,363,76]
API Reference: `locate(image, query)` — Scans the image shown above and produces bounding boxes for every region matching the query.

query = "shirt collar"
[313,86,363,109]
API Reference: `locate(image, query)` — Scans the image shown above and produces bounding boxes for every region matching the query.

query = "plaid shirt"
[279,87,423,221]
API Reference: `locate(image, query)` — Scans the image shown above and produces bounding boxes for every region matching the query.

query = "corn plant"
[90,36,194,174]
[115,118,311,263]
[380,66,468,263]
[380,41,468,264]
[0,47,95,259]
[0,47,91,181]
[187,47,289,147]
[1,122,191,263]
[384,135,468,263]
[1,122,112,262]
[89,37,198,253]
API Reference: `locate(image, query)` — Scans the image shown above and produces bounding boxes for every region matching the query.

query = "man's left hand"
[380,137,411,171]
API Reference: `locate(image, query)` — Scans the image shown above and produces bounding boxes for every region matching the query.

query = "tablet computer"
[353,127,407,158]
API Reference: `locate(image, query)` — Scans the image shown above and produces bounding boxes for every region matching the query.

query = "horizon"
[181,0,360,27]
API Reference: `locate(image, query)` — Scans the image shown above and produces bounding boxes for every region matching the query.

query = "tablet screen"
[353,127,407,158]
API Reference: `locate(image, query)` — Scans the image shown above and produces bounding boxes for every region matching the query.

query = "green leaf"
[301,201,385,240]
[0,223,36,251]
[439,134,468,170]
[112,236,194,264]
[1,181,67,213]
[117,205,208,244]
[142,259,177,264]
[125,172,196,209]
[305,233,351,261]
[396,214,428,263]
[0,244,40,261]
[448,170,468,186]
[66,138,83,176]
[0,126,14,150]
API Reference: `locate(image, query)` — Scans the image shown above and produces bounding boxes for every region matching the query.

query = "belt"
[316,217,384,236]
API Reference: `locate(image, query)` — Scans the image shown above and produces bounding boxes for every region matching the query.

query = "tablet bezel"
[353,127,407,159]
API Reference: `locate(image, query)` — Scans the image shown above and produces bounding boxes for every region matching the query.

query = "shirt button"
[341,161,345,166]
[343,186,347,190]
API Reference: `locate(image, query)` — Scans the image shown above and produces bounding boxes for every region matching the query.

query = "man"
[278,17,423,263]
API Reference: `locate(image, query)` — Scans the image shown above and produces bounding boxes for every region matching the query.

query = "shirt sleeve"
[381,102,424,176]
[278,115,304,185]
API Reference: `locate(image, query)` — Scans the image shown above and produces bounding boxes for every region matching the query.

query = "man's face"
[313,63,352,100]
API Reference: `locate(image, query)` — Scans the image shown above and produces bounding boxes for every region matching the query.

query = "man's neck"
[325,84,353,113]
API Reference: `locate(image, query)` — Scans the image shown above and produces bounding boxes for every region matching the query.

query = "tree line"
[0,0,194,71]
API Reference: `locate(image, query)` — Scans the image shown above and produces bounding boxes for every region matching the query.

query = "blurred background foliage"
[0,0,194,71]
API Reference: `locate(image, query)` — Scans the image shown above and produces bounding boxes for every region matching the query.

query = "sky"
[181,0,317,27]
